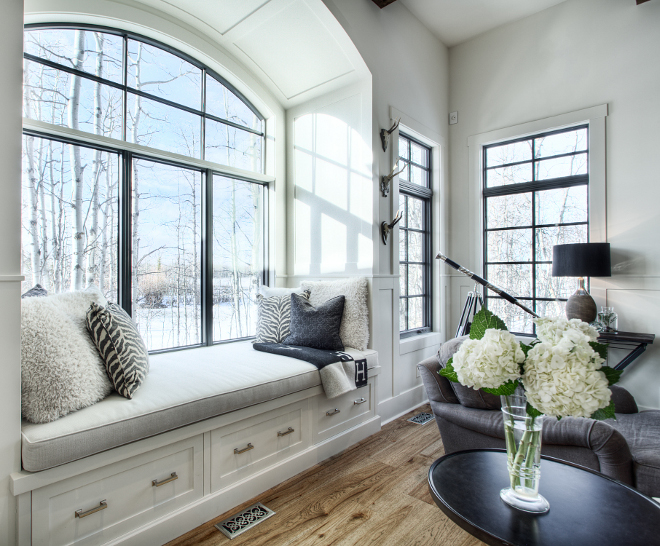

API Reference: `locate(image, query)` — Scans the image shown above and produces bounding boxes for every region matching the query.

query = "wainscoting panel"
[606,288,660,410]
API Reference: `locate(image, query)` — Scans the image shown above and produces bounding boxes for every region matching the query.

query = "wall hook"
[381,159,405,197]
[380,118,401,152]
[381,210,403,245]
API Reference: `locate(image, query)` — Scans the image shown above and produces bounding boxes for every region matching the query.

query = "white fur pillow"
[259,285,304,298]
[300,278,369,351]
[21,288,114,423]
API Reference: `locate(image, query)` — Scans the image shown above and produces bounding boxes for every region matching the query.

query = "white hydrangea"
[452,329,524,390]
[522,336,610,418]
[535,316,598,345]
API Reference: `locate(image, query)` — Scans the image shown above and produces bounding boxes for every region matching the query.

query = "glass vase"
[500,389,549,513]
[597,306,618,333]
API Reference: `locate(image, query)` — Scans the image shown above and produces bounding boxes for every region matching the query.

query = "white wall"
[0,0,25,542]
[319,0,450,421]
[448,0,660,409]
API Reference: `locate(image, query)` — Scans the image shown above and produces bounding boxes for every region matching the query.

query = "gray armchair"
[418,337,660,497]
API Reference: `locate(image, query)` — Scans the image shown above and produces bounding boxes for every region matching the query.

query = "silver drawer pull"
[152,472,178,487]
[326,408,341,416]
[234,443,254,454]
[277,427,295,437]
[75,500,107,519]
[354,397,367,405]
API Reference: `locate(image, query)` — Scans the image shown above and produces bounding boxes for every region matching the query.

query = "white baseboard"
[110,416,382,546]
[379,384,428,425]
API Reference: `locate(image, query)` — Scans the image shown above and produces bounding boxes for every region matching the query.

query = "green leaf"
[591,400,616,421]
[482,379,519,397]
[438,358,459,383]
[520,342,532,357]
[469,308,507,340]
[600,366,623,387]
[589,341,608,361]
[526,403,543,418]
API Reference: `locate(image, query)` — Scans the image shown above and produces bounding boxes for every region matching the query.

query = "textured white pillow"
[259,285,304,298]
[21,288,113,424]
[300,278,369,351]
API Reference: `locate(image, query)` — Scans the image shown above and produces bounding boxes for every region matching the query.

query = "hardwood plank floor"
[167,405,485,546]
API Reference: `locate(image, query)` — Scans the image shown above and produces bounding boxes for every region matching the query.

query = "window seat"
[21,341,379,472]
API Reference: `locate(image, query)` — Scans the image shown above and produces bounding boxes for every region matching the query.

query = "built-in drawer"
[31,435,203,546]
[315,381,374,443]
[210,400,307,493]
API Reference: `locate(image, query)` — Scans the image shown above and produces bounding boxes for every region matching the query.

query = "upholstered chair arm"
[610,385,638,414]
[418,356,459,405]
[432,403,634,485]
[543,416,634,485]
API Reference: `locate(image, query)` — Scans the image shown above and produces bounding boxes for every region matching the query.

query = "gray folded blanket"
[253,343,367,399]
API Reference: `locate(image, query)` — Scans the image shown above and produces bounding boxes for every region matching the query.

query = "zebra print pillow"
[86,302,149,399]
[255,290,311,344]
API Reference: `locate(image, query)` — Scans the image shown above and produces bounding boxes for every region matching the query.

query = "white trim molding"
[466,104,609,309]
[0,276,25,282]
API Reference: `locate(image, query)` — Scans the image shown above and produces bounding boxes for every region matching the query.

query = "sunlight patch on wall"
[293,93,372,275]
[321,213,347,273]
[316,157,348,210]
[295,200,311,275]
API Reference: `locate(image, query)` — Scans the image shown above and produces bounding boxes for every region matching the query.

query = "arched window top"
[23,24,265,173]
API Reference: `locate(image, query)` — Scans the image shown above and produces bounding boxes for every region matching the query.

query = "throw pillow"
[438,336,501,410]
[254,290,310,344]
[300,278,369,351]
[21,289,113,424]
[87,302,150,399]
[258,285,305,298]
[282,293,345,351]
[21,284,47,298]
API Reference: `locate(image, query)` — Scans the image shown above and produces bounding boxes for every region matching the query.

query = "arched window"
[22,24,268,351]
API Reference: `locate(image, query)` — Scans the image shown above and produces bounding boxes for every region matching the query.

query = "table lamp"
[552,243,611,323]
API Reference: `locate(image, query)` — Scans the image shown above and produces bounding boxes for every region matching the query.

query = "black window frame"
[398,132,433,338]
[21,23,269,353]
[483,124,589,336]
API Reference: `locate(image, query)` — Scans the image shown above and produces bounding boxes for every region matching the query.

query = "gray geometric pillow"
[282,293,345,351]
[255,290,311,344]
[22,284,47,298]
[86,302,149,399]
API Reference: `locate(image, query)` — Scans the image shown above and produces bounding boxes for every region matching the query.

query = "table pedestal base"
[500,487,550,514]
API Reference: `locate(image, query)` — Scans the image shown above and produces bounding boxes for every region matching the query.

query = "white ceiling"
[399,0,569,47]
[129,0,368,107]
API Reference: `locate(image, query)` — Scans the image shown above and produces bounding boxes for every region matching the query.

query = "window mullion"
[202,168,213,345]
[119,150,133,315]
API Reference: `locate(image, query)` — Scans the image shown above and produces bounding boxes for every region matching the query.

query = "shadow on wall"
[293,95,373,276]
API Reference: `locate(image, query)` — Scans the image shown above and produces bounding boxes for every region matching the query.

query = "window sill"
[399,332,442,356]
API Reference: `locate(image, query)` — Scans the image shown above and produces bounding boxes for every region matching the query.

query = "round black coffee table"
[428,449,660,546]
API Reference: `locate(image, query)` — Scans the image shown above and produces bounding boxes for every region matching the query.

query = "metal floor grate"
[408,412,435,425]
[215,502,276,540]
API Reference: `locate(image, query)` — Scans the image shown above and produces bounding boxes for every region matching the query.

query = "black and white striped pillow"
[255,290,311,344]
[86,302,149,399]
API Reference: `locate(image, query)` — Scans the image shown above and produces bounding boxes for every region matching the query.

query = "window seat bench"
[12,341,380,546]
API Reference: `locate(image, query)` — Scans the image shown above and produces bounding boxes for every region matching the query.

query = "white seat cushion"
[21,341,378,471]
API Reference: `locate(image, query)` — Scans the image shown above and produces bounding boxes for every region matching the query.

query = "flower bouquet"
[439,309,621,513]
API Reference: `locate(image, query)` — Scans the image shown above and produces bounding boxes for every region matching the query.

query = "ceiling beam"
[637,0,651,4]
[371,0,399,8]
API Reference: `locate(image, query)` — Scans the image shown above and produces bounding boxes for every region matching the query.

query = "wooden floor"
[168,405,484,546]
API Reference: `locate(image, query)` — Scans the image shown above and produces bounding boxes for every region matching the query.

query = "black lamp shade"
[552,243,611,277]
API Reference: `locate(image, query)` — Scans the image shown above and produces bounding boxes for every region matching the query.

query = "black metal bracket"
[596,331,655,371]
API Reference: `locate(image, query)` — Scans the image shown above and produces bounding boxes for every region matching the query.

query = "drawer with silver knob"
[31,436,203,546]
[210,400,307,492]
[316,382,373,442]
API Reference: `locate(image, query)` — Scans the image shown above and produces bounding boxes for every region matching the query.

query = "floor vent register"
[408,412,435,425]
[215,502,276,539]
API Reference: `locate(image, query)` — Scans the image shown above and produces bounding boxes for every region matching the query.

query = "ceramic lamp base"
[565,278,597,323]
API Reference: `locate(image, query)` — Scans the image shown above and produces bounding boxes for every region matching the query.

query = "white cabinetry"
[13,371,380,546]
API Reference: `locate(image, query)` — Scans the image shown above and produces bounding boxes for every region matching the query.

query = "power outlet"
[449,111,458,125]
